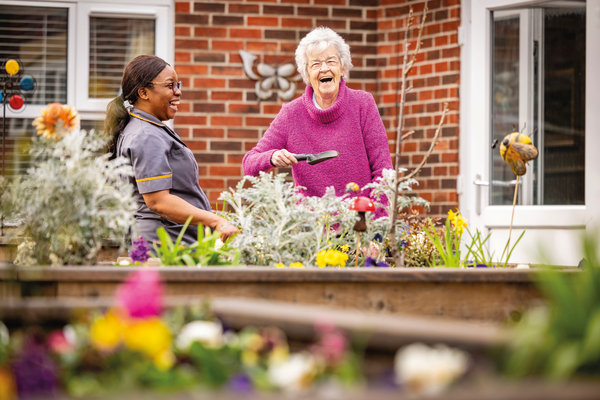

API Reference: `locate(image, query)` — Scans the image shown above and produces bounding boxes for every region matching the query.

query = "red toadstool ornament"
[349,196,376,231]
[349,196,376,266]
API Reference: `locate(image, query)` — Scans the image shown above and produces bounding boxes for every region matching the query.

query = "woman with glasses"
[242,27,392,197]
[105,55,238,245]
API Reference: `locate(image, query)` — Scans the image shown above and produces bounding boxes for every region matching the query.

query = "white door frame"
[459,0,599,266]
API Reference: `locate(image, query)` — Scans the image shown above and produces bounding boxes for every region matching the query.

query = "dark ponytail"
[106,55,169,158]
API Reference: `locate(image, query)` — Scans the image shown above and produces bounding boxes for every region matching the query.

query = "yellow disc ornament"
[5,59,19,76]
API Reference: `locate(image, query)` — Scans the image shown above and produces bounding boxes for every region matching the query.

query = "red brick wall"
[173,0,460,216]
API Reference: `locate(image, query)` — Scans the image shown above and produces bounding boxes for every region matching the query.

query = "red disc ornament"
[9,94,24,110]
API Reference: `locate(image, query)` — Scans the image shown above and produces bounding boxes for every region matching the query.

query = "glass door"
[463,0,596,266]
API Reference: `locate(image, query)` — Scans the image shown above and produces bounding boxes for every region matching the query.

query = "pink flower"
[46,329,74,355]
[311,321,348,366]
[116,269,163,318]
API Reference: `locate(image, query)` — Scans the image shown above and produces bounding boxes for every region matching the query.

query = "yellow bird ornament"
[499,132,539,176]
[499,131,539,256]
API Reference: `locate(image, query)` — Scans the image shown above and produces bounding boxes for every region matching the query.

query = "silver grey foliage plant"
[218,169,427,266]
[0,130,136,265]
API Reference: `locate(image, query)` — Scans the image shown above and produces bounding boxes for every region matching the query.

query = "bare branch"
[409,6,428,66]
[388,1,435,266]
[400,103,449,182]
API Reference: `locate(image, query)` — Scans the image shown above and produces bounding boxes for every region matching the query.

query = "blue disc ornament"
[20,75,34,91]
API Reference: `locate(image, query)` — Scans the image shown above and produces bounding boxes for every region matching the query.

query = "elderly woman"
[242,27,392,196]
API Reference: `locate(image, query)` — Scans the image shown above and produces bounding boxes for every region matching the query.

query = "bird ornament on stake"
[499,131,539,252]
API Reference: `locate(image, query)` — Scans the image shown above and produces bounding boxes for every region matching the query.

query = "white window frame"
[75,1,172,116]
[1,0,173,121]
[0,0,76,120]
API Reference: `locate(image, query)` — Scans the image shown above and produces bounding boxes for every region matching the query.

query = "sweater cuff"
[267,149,278,168]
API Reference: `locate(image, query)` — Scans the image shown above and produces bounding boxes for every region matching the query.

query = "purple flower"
[130,236,151,263]
[400,240,409,248]
[228,373,253,393]
[466,261,489,268]
[365,257,389,268]
[11,337,59,398]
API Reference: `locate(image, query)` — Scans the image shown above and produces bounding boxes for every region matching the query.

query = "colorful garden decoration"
[1,58,35,175]
[349,196,376,267]
[499,131,538,255]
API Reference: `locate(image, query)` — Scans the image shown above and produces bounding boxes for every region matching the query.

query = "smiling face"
[307,45,345,109]
[136,65,181,121]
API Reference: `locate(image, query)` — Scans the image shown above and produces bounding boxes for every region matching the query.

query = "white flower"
[176,320,223,351]
[394,343,469,396]
[268,352,316,392]
[0,321,9,345]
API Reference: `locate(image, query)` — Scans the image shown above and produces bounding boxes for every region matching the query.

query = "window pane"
[0,118,106,176]
[490,15,520,205]
[490,3,585,206]
[0,6,68,105]
[542,8,585,205]
[89,16,155,98]
[0,118,35,176]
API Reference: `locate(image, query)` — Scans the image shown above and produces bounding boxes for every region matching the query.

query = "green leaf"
[188,342,233,386]
[581,309,600,363]
[181,254,196,267]
[546,342,581,380]
[174,216,193,249]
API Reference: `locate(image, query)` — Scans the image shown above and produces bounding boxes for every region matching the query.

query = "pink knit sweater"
[242,80,392,197]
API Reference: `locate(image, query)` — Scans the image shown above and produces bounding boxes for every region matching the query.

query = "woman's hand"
[270,149,298,167]
[216,221,240,241]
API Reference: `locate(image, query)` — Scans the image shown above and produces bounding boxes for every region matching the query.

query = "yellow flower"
[90,309,125,351]
[447,209,467,235]
[339,245,350,252]
[316,249,348,267]
[276,262,285,268]
[268,345,290,365]
[242,350,259,366]
[447,209,457,224]
[32,103,79,140]
[153,349,176,371]
[123,317,173,368]
[289,262,304,268]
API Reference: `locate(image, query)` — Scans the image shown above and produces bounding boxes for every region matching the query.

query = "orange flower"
[32,102,79,140]
[0,367,17,400]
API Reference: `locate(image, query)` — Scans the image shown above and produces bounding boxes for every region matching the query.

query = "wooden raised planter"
[1,296,599,400]
[0,263,551,322]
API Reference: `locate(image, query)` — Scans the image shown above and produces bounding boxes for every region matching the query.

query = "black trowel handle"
[292,154,310,162]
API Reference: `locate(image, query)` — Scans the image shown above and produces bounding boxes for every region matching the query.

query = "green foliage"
[0,131,136,265]
[397,212,441,268]
[464,228,525,268]
[152,216,240,266]
[464,229,494,266]
[499,230,526,268]
[502,232,600,379]
[218,169,427,266]
[423,218,462,267]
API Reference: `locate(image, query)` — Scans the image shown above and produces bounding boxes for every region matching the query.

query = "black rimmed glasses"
[150,80,183,93]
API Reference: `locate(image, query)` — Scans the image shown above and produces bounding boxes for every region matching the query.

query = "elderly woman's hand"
[216,221,240,242]
[270,149,298,168]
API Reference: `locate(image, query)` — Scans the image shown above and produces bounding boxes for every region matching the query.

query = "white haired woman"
[242,27,392,197]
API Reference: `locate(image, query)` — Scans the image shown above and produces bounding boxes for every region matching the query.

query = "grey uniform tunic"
[116,108,211,244]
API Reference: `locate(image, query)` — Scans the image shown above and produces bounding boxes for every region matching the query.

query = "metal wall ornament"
[1,58,36,175]
[239,50,300,101]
